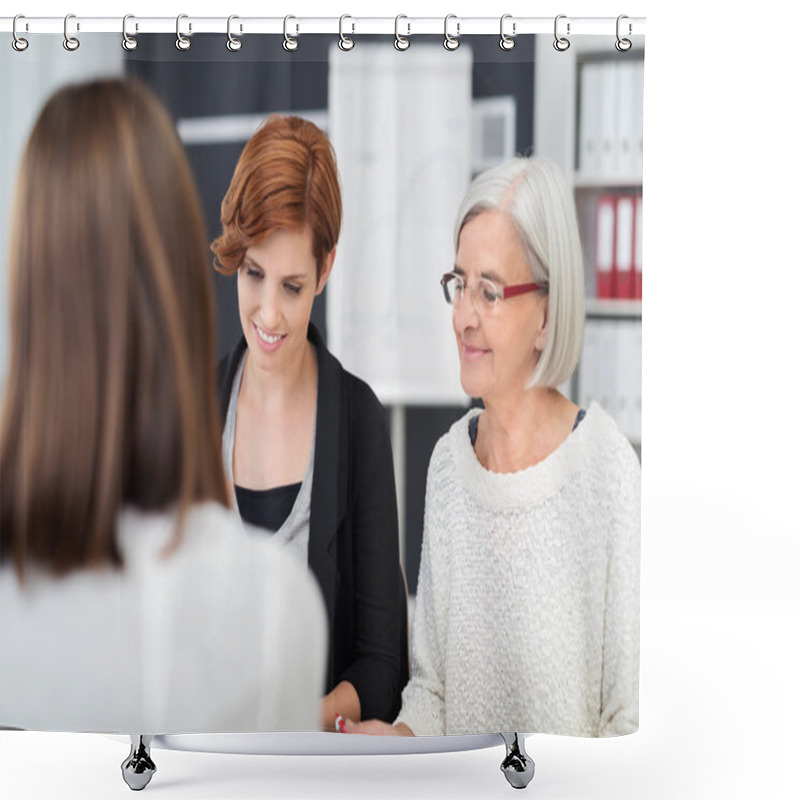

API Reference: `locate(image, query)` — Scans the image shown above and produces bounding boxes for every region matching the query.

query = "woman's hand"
[322,680,361,731]
[343,719,414,736]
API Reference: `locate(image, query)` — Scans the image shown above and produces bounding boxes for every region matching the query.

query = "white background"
[2,1,799,798]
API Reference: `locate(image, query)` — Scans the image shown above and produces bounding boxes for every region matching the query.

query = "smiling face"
[453,211,548,404]
[237,226,332,375]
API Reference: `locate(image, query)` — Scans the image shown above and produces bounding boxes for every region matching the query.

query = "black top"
[218,323,409,722]
[235,483,301,532]
[468,407,587,447]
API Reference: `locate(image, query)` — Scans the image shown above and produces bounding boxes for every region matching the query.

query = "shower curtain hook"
[283,15,299,51]
[615,15,633,51]
[394,15,410,51]
[175,14,191,50]
[499,14,516,51]
[339,14,355,51]
[227,15,242,51]
[12,14,29,51]
[122,15,138,51]
[63,13,80,51]
[443,14,460,51]
[553,14,570,51]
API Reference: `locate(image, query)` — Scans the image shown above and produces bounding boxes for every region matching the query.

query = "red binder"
[614,195,635,299]
[595,194,616,299]
[633,193,643,300]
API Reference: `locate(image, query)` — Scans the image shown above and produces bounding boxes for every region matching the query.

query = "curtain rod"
[1,15,646,38]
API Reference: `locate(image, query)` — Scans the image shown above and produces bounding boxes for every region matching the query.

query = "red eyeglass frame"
[440,272,548,303]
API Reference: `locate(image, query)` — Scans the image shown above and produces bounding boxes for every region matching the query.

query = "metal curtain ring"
[122,14,138,51]
[499,14,516,51]
[227,15,242,51]
[63,13,80,51]
[553,14,570,51]
[176,14,191,50]
[339,14,354,51]
[443,14,460,51]
[394,15,410,51]
[283,15,298,51]
[12,14,29,51]
[615,15,632,51]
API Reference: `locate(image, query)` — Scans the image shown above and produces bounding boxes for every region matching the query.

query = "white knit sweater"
[395,402,640,737]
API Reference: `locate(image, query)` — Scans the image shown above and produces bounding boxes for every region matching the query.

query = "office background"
[0,30,641,597]
[1,1,798,799]
[1,34,641,610]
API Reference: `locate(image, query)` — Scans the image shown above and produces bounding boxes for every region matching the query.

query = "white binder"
[579,63,602,177]
[598,61,619,177]
[616,61,637,178]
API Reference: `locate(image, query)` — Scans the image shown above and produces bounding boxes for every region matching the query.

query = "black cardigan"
[218,324,409,722]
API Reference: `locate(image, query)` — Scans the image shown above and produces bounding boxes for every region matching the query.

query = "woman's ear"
[534,297,548,351]
[315,247,336,295]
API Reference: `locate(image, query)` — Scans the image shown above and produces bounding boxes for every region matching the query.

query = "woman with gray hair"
[347,156,640,739]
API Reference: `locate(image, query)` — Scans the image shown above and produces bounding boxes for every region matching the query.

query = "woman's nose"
[258,285,282,328]
[453,290,480,332]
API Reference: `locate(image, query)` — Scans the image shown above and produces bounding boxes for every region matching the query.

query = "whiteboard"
[328,43,473,406]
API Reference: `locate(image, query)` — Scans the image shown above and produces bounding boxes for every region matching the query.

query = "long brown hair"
[211,114,342,278]
[0,78,228,578]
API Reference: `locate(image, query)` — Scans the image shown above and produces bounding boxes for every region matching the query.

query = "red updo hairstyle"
[211,115,342,279]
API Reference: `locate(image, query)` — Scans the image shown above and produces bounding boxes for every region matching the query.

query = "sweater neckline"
[450,402,601,509]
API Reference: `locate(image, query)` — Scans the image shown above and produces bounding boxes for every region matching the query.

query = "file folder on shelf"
[615,320,642,441]
[578,319,641,444]
[616,61,636,178]
[634,193,643,300]
[615,195,635,299]
[598,62,619,177]
[595,194,616,299]
[579,63,602,177]
[632,61,645,178]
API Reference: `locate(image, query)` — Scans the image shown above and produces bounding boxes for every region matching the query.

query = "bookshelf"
[535,37,643,447]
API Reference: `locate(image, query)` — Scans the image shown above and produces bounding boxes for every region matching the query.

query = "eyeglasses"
[440,271,547,315]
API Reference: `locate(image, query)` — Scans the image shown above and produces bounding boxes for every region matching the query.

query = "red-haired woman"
[212,115,408,731]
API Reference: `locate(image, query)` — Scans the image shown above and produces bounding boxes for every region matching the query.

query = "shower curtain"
[0,14,644,754]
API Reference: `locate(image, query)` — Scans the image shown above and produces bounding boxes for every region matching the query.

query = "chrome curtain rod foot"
[121,735,157,791]
[500,732,535,789]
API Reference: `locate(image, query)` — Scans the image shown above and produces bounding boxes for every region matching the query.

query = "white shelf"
[585,298,642,318]
[573,175,643,190]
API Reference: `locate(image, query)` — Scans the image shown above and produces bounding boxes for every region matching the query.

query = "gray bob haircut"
[453,156,585,389]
